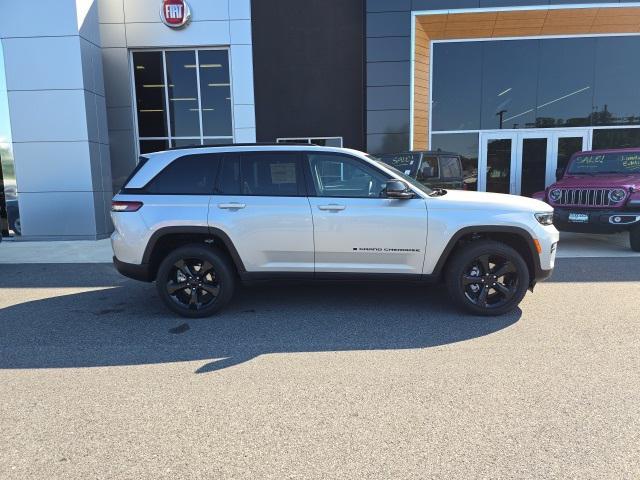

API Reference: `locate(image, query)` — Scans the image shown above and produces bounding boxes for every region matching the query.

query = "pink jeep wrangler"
[534,148,640,252]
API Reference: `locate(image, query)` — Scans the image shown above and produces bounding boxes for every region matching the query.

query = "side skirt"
[239,271,440,285]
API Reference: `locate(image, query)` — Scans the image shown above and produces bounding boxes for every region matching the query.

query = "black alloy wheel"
[167,258,220,311]
[462,254,518,309]
[156,245,235,318]
[446,240,529,316]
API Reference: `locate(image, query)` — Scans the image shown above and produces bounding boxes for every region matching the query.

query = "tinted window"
[146,154,220,194]
[199,50,233,137]
[308,153,389,198]
[431,42,482,131]
[417,156,438,182]
[132,51,168,138]
[593,37,640,126]
[439,156,462,178]
[537,37,594,128]
[378,153,421,176]
[240,152,302,196]
[481,40,538,130]
[216,155,241,195]
[568,152,640,175]
[593,128,640,150]
[431,133,479,191]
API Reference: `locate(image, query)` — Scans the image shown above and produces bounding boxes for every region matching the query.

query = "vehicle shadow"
[0,267,521,373]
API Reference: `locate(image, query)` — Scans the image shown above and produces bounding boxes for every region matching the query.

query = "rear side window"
[439,156,462,178]
[215,152,304,196]
[145,153,221,195]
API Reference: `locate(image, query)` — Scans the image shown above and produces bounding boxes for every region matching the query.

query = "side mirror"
[385,179,414,199]
[555,167,565,181]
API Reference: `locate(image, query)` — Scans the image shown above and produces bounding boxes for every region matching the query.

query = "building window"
[277,137,343,147]
[430,133,479,191]
[431,36,640,133]
[0,42,19,237]
[593,128,640,150]
[132,49,233,154]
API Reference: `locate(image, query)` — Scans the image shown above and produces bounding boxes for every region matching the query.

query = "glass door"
[517,133,549,197]
[480,129,591,195]
[479,132,516,194]
[547,129,590,185]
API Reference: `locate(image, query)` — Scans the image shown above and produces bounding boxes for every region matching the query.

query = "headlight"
[535,212,554,226]
[549,189,562,202]
[609,189,626,203]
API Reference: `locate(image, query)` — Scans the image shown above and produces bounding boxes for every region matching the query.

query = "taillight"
[111,201,143,212]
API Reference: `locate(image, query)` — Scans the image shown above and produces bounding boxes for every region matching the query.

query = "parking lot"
[1,253,639,479]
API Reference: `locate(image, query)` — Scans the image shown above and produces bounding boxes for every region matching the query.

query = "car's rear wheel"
[156,245,235,318]
[446,240,529,316]
[630,225,640,252]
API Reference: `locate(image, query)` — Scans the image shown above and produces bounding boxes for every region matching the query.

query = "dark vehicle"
[6,198,20,235]
[534,148,640,251]
[377,151,465,190]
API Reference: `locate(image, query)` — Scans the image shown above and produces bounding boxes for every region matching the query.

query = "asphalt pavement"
[1,258,639,479]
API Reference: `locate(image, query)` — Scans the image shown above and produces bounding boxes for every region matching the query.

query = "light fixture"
[169,98,197,101]
[135,65,145,70]
[139,109,164,113]
[208,83,230,87]
[142,84,165,88]
[200,64,222,68]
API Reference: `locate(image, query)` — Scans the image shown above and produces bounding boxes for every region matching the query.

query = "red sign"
[161,0,191,28]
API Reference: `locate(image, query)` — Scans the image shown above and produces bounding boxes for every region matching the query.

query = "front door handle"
[318,204,346,211]
[218,202,246,209]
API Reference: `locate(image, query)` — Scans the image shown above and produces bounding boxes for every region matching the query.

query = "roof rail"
[167,142,317,151]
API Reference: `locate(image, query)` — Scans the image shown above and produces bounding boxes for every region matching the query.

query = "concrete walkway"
[0,238,113,264]
[0,232,638,264]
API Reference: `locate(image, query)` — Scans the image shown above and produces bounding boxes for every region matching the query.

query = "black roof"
[379,150,460,156]
[168,142,317,151]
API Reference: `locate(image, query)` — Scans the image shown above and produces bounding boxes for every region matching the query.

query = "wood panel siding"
[411,6,640,149]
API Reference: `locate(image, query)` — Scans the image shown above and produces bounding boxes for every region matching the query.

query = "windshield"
[567,152,640,175]
[366,155,433,195]
[377,153,421,177]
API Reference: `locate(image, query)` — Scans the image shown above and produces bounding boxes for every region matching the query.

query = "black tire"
[630,225,640,252]
[155,244,235,318]
[445,240,529,316]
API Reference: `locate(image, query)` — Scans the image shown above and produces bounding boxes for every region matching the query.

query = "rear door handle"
[218,202,246,209]
[318,204,346,211]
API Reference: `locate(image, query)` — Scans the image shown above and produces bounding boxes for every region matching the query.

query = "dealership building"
[2,0,640,240]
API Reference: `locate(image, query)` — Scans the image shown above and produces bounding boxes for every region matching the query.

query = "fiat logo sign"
[160,0,191,28]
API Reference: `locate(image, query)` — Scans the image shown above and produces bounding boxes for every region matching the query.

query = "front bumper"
[553,208,640,233]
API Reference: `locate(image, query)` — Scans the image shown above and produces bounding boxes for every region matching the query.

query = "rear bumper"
[113,256,153,282]
[554,208,640,233]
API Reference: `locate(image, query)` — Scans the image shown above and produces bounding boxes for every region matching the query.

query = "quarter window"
[145,154,221,195]
[307,153,389,198]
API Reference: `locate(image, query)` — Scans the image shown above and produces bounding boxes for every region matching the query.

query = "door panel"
[309,197,428,274]
[210,195,314,272]
[208,152,314,272]
[305,152,428,274]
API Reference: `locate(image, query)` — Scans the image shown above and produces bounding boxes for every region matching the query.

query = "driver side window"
[307,153,389,198]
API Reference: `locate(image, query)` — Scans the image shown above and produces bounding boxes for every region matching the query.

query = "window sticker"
[271,163,297,184]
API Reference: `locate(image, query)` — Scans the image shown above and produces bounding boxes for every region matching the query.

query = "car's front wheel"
[446,240,530,316]
[155,245,235,318]
[630,224,640,252]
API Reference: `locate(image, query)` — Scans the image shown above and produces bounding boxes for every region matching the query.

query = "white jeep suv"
[111,144,558,317]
